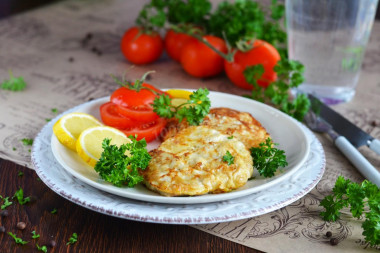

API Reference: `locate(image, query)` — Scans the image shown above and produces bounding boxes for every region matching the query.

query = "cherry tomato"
[99,102,137,128]
[164,29,196,62]
[121,27,164,65]
[224,40,281,90]
[110,83,163,122]
[120,118,167,143]
[180,35,227,78]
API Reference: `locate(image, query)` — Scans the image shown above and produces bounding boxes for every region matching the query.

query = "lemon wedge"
[76,126,131,167]
[166,89,192,99]
[53,113,103,151]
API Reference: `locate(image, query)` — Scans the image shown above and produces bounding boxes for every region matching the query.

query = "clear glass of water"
[286,0,379,104]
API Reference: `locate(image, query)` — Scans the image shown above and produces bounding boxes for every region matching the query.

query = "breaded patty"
[161,107,270,149]
[142,126,253,196]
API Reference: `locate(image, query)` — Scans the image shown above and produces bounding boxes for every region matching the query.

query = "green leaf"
[94,137,151,187]
[1,197,13,209]
[1,70,27,91]
[21,138,33,146]
[36,244,47,253]
[66,232,78,245]
[31,231,40,239]
[8,232,28,245]
[250,138,288,178]
[222,151,235,165]
[13,188,31,205]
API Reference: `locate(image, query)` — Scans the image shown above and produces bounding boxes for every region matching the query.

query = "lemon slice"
[53,113,103,151]
[76,126,131,167]
[166,89,192,99]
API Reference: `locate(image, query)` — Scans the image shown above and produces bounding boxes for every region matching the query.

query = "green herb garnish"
[94,137,151,187]
[31,231,40,239]
[244,59,310,121]
[66,233,78,245]
[21,138,33,146]
[51,208,57,214]
[18,171,24,177]
[1,197,13,210]
[51,108,58,113]
[8,232,28,245]
[153,88,211,126]
[320,176,380,246]
[250,138,287,178]
[222,151,234,165]
[13,188,31,205]
[1,70,27,91]
[36,244,47,252]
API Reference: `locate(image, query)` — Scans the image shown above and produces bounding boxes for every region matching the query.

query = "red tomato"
[99,102,137,128]
[164,29,196,62]
[224,40,281,90]
[120,118,167,143]
[121,27,164,65]
[180,35,227,78]
[110,83,163,122]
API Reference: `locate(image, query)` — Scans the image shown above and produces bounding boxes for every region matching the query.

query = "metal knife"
[309,94,380,155]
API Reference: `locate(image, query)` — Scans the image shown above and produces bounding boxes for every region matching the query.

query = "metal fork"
[304,110,380,186]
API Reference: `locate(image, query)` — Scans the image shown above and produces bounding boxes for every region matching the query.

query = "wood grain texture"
[0,159,262,253]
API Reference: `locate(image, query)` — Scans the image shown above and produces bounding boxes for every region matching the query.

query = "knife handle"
[369,139,380,155]
[335,136,380,187]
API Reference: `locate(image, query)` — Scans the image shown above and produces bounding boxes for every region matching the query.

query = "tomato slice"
[116,104,159,123]
[119,118,167,143]
[100,102,138,128]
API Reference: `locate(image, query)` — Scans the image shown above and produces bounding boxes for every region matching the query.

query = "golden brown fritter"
[142,126,253,196]
[160,107,270,149]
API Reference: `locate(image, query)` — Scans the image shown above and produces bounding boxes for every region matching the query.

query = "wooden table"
[0,158,260,252]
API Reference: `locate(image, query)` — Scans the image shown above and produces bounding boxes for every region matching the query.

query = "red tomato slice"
[116,104,159,123]
[110,83,164,122]
[100,102,138,128]
[119,118,167,143]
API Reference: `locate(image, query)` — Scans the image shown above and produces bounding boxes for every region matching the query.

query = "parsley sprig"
[94,137,151,187]
[320,176,380,246]
[1,70,27,91]
[153,88,211,126]
[8,232,28,245]
[1,196,13,210]
[66,232,78,245]
[13,188,31,205]
[222,151,234,165]
[244,59,310,121]
[250,138,288,178]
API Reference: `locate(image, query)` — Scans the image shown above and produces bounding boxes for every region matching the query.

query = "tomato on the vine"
[164,29,196,62]
[120,118,167,143]
[121,27,164,65]
[180,35,227,78]
[224,40,281,90]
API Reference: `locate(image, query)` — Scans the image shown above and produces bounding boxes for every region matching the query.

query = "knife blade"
[308,94,380,155]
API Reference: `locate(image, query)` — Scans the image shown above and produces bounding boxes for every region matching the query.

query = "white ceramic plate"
[48,91,310,204]
[32,100,325,224]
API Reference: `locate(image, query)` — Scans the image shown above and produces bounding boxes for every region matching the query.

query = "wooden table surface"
[0,158,261,253]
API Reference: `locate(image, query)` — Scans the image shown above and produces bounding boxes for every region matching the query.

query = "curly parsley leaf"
[1,196,13,210]
[1,70,27,91]
[222,151,234,165]
[320,176,380,246]
[31,231,40,239]
[94,137,151,187]
[8,232,29,245]
[136,0,167,32]
[250,138,287,178]
[13,188,31,205]
[36,244,47,253]
[166,0,212,26]
[21,138,33,146]
[243,59,310,121]
[153,88,210,126]
[66,232,78,245]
